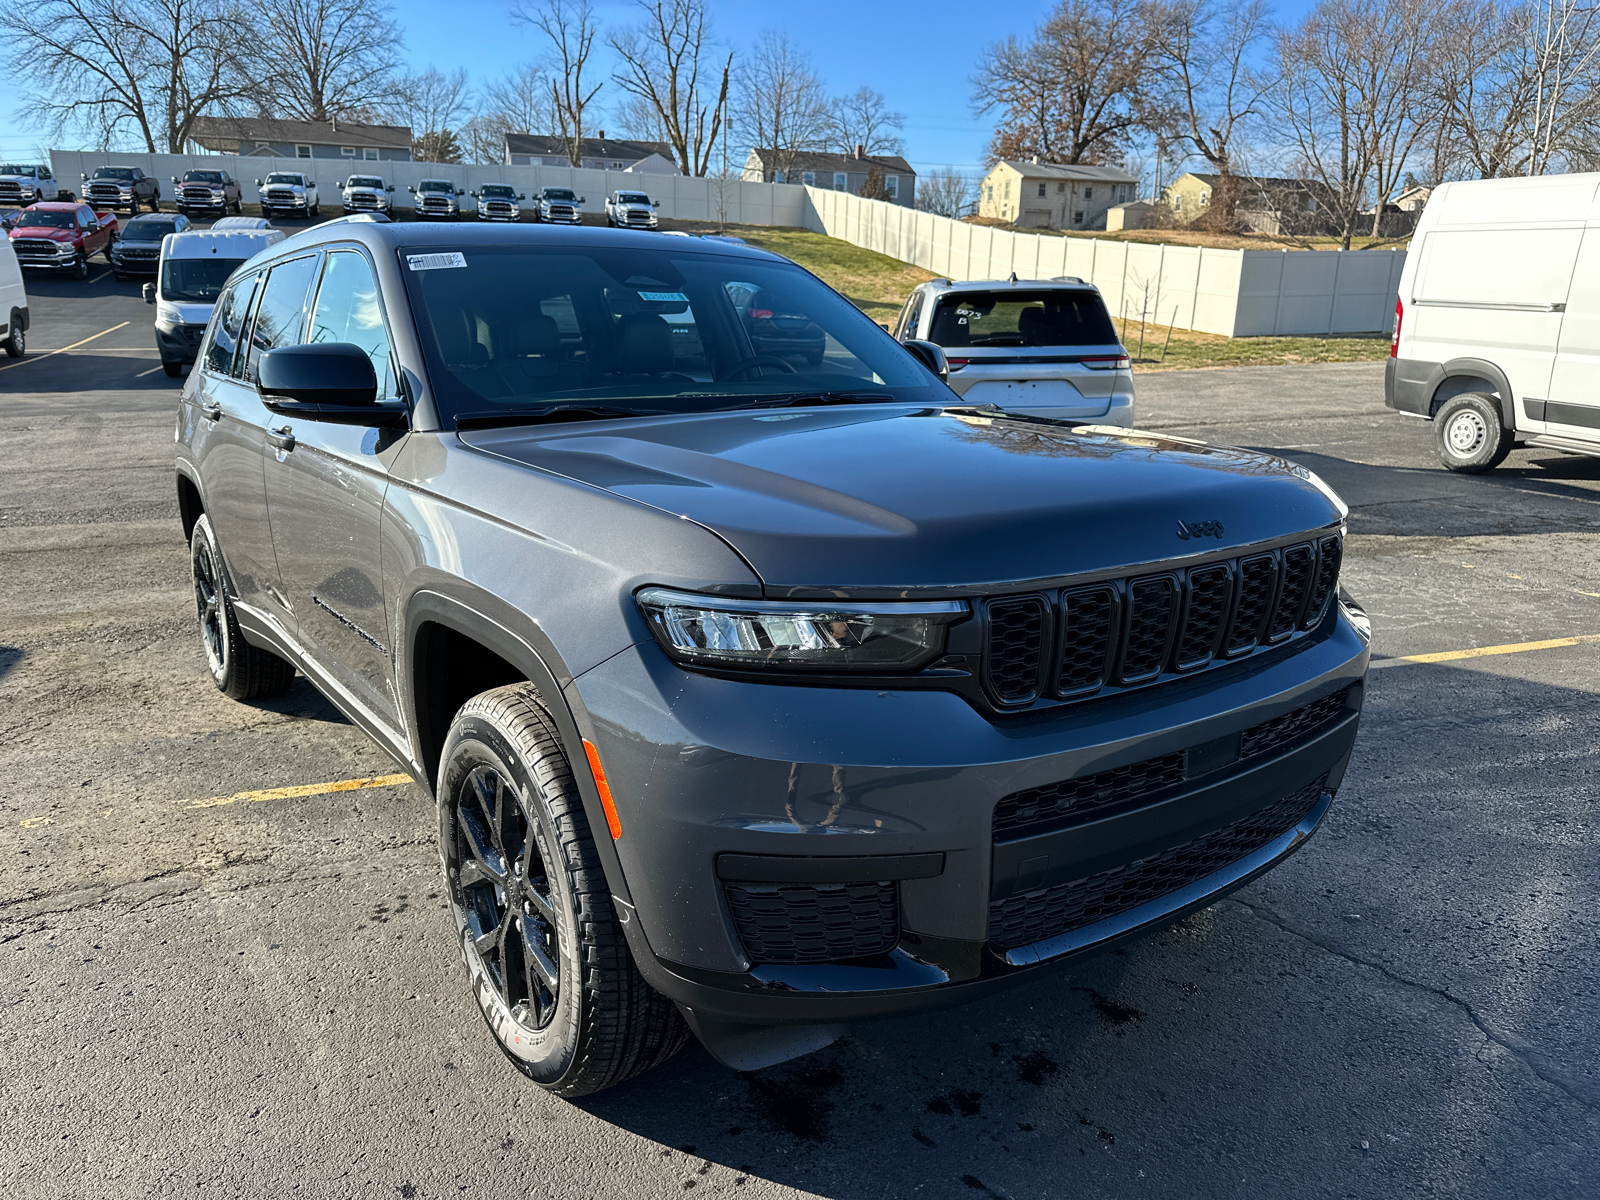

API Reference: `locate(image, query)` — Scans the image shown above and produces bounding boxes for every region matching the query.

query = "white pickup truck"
[0,164,66,207]
[605,189,659,229]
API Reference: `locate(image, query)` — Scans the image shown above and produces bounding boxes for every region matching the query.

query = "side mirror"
[142,283,156,304]
[518,193,525,200]
[902,338,949,383]
[579,196,587,203]
[80,173,88,181]
[253,178,261,186]
[387,185,395,193]
[257,344,400,424]
[653,200,661,208]
[170,176,178,184]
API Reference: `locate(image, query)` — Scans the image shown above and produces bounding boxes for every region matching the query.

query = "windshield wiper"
[723,390,898,411]
[454,405,653,430]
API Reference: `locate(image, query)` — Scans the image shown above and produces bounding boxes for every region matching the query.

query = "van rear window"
[928,290,1117,348]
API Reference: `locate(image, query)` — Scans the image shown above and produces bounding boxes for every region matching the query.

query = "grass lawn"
[669,221,1391,371]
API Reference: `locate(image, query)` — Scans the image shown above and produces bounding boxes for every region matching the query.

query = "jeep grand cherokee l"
[174,219,1369,1097]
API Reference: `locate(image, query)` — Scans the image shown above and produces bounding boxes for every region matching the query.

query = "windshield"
[265,173,303,185]
[17,210,76,229]
[400,245,944,425]
[542,189,575,201]
[616,193,650,204]
[93,168,137,180]
[183,171,224,184]
[928,290,1119,348]
[0,165,32,176]
[161,258,247,303]
[349,176,383,188]
[419,180,452,191]
[481,185,514,198]
[123,218,180,242]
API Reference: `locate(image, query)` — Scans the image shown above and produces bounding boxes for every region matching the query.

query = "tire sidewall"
[190,515,233,690]
[1435,393,1508,472]
[438,712,586,1086]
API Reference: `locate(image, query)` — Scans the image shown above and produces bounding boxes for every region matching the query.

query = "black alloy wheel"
[439,686,688,1096]
[72,252,88,280]
[189,513,295,699]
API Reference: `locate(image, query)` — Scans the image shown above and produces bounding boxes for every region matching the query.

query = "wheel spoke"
[456,804,501,877]
[522,923,560,993]
[524,883,558,928]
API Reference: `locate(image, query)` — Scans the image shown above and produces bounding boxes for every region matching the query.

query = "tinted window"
[20,210,76,228]
[160,258,247,303]
[400,245,941,424]
[927,290,1118,348]
[481,185,514,197]
[265,174,303,185]
[308,251,398,399]
[243,256,319,382]
[203,273,261,377]
[124,218,179,242]
[348,176,383,188]
[94,168,137,180]
[542,189,575,200]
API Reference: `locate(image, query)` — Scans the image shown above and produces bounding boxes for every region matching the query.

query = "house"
[1162,172,1337,234]
[188,117,412,162]
[1106,200,1154,231]
[504,133,678,173]
[743,148,917,208]
[1394,184,1432,212]
[978,160,1138,229]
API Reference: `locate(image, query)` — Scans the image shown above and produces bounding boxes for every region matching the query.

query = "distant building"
[1162,171,1338,234]
[978,160,1138,230]
[504,133,678,173]
[1106,200,1154,232]
[743,147,917,208]
[188,117,412,162]
[1394,184,1433,212]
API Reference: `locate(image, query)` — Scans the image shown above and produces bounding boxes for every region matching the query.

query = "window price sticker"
[407,252,467,271]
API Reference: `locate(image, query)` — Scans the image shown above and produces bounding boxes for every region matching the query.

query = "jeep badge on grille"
[1176,519,1225,539]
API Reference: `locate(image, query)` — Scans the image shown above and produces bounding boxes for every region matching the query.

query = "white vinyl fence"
[801,186,1406,337]
[48,148,1403,337]
[47,149,811,227]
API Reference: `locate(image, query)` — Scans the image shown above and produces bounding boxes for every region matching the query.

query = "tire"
[72,252,88,280]
[2,313,23,358]
[1435,392,1512,473]
[231,198,241,214]
[438,686,689,1097]
[163,361,184,378]
[189,513,296,700]
[310,203,319,217]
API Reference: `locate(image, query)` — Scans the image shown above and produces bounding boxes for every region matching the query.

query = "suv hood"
[462,407,1345,593]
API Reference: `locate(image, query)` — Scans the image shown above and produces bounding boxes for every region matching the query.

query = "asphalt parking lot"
[1,271,1596,1199]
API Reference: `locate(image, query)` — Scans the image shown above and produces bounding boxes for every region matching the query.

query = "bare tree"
[973,0,1157,166]
[464,63,560,164]
[916,166,975,217]
[1,0,256,152]
[1429,0,1540,178]
[608,0,731,176]
[613,92,672,142]
[733,31,830,182]
[1146,0,1276,223]
[252,0,403,123]
[1525,0,1600,173]
[394,66,472,162]
[828,86,906,156]
[511,0,603,167]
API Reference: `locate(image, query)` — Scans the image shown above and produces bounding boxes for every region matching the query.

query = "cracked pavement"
[1,280,1596,1199]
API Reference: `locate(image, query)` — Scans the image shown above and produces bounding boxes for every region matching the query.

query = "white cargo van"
[0,235,28,357]
[1387,172,1600,472]
[145,227,283,376]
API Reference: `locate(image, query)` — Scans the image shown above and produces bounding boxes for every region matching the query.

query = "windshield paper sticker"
[407,252,467,271]
[638,291,688,303]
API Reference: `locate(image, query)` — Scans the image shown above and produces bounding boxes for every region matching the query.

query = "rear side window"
[202,273,261,378]
[928,290,1118,348]
[307,250,399,399]
[244,255,319,382]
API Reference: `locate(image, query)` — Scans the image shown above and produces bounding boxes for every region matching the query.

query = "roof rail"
[1051,275,1086,284]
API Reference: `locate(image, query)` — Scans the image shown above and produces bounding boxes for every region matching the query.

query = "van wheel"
[1435,393,1512,473]
[163,361,184,378]
[438,685,689,1097]
[3,314,24,358]
[190,514,296,700]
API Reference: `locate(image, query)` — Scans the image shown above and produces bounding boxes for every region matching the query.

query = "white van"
[0,235,28,357]
[1387,172,1600,471]
[145,227,284,376]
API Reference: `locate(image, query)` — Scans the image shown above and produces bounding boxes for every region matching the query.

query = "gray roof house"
[188,117,413,162]
[504,133,678,173]
[979,160,1139,229]
[743,148,917,207]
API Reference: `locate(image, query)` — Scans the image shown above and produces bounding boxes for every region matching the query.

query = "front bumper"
[156,323,205,364]
[111,252,160,275]
[571,604,1369,1026]
[16,250,81,270]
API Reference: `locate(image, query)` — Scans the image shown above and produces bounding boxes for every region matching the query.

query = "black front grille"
[88,185,122,199]
[266,189,296,203]
[486,202,512,213]
[117,247,157,259]
[11,239,61,257]
[0,184,22,199]
[993,685,1352,838]
[726,881,900,964]
[987,776,1327,950]
[182,188,217,203]
[981,536,1342,708]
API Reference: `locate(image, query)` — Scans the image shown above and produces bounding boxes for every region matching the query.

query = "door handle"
[199,400,222,422]
[267,425,296,452]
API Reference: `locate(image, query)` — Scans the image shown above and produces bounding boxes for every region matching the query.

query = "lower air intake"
[726,880,900,965]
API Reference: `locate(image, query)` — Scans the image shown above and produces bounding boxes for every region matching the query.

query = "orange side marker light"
[582,738,623,840]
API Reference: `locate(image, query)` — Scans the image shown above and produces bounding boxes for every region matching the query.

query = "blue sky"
[0,0,1316,173]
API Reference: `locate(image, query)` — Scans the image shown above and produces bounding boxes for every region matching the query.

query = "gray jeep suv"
[174,218,1370,1097]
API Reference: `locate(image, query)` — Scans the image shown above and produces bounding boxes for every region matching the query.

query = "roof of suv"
[922,276,1096,294]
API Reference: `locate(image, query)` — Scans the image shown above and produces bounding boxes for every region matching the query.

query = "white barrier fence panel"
[801,186,1404,337]
[47,149,812,227]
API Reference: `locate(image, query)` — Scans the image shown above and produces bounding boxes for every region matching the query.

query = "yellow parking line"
[184,772,414,809]
[1372,633,1600,669]
[0,321,130,373]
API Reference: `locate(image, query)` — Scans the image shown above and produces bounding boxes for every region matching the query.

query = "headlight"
[637,587,967,671]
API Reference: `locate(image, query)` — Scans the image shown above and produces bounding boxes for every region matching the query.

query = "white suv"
[894,277,1134,425]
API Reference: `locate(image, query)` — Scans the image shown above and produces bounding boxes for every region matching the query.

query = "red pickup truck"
[5,202,118,279]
